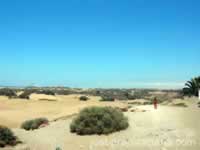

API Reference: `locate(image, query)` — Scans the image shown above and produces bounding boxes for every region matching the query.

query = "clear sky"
[0,0,199,89]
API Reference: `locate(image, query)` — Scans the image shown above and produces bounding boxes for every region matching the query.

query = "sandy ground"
[0,94,126,128]
[1,96,200,150]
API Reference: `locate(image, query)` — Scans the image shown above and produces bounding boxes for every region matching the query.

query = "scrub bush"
[100,96,115,101]
[70,106,129,135]
[79,96,89,101]
[21,118,49,130]
[0,88,17,98]
[0,126,20,147]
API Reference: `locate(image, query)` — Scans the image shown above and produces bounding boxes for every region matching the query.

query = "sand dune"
[0,94,126,128]
[2,103,200,150]
[1,95,200,150]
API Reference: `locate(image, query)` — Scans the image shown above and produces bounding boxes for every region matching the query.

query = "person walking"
[153,97,157,109]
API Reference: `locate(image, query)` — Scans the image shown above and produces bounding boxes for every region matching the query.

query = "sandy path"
[3,104,200,150]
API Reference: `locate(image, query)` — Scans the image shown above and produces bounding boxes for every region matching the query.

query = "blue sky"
[0,0,199,89]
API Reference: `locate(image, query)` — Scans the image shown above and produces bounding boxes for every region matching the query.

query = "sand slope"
[1,96,200,150]
[0,95,126,128]
[2,102,200,150]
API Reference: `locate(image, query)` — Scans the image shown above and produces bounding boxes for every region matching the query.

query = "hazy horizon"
[0,81,185,89]
[0,0,199,89]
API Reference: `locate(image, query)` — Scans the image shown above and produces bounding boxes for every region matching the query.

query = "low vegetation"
[100,96,115,101]
[197,102,200,108]
[0,125,20,147]
[0,88,17,98]
[54,89,75,95]
[37,90,55,95]
[18,90,31,99]
[70,106,129,135]
[79,96,89,101]
[0,87,186,106]
[21,118,49,130]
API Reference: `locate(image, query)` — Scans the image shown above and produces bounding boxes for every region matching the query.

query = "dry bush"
[0,126,20,147]
[21,118,49,130]
[100,96,115,101]
[70,106,129,135]
[79,96,89,101]
[0,88,17,98]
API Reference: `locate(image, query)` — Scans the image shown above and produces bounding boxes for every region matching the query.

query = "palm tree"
[183,76,200,96]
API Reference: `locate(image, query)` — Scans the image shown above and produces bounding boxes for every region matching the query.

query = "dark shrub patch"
[79,96,89,101]
[56,147,62,150]
[198,101,200,107]
[21,118,49,130]
[0,88,17,98]
[183,76,200,96]
[18,92,30,99]
[100,96,115,101]
[37,90,55,95]
[54,90,75,95]
[18,90,36,99]
[0,126,20,147]
[70,106,129,135]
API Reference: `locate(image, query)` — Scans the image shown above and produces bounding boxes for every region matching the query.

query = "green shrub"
[0,126,19,147]
[54,90,75,95]
[70,106,129,135]
[37,90,55,95]
[100,96,115,101]
[21,118,49,130]
[0,88,17,98]
[79,96,89,101]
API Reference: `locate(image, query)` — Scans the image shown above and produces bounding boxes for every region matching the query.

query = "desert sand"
[0,94,126,128]
[1,95,200,150]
